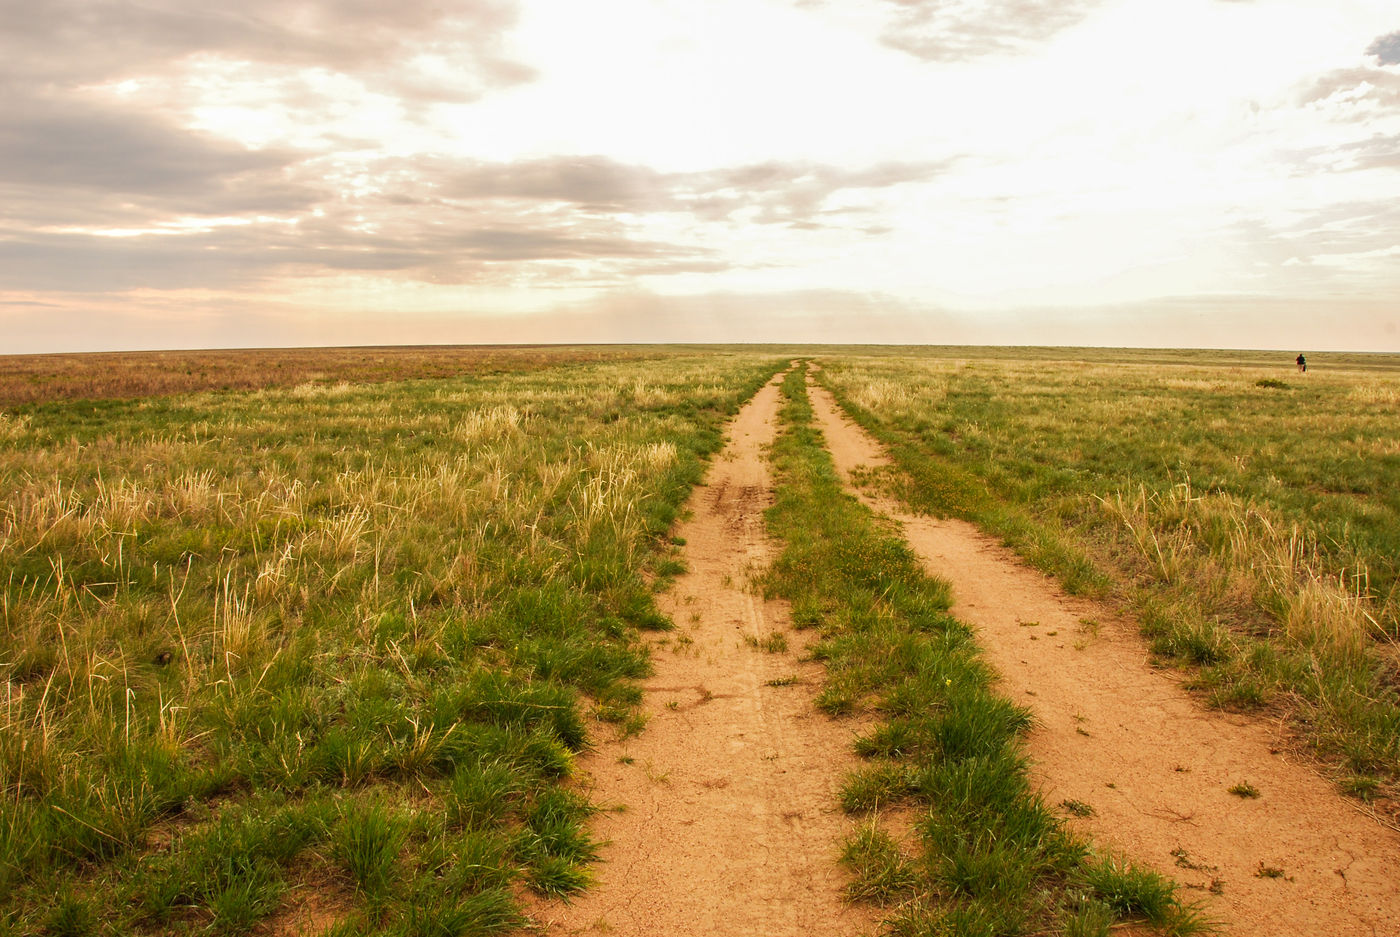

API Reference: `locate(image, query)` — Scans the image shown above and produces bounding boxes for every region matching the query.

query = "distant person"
[1296,353,1307,373]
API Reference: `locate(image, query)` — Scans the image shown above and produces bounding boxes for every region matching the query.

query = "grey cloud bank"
[0,150,945,294]
[1368,30,1400,65]
[0,0,531,96]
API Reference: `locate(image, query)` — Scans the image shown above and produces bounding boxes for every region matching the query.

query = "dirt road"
[807,374,1400,937]
[532,375,876,937]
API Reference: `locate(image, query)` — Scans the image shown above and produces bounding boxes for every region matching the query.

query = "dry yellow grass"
[0,345,660,405]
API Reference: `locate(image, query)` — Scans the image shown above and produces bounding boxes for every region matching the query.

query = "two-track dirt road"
[533,370,1400,937]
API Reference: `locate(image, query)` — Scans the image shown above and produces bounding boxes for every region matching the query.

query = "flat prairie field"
[0,349,781,934]
[2,344,1398,936]
[0,345,674,406]
[818,347,1400,802]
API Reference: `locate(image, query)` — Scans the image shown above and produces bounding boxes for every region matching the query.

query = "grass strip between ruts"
[763,364,1206,937]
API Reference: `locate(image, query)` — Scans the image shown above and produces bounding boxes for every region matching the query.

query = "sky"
[1,0,1398,353]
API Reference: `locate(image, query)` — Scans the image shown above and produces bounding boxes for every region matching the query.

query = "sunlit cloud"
[874,0,1103,62]
[1,0,1398,353]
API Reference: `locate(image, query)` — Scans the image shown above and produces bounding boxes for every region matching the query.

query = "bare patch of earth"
[530,375,877,937]
[807,375,1400,937]
[264,872,356,936]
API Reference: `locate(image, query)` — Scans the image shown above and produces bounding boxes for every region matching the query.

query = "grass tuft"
[1079,855,1210,933]
[334,801,405,898]
[1227,781,1261,799]
[841,822,919,903]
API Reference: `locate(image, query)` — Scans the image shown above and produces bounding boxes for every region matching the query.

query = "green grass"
[816,349,1400,800]
[841,822,919,903]
[334,799,404,899]
[745,632,790,653]
[764,364,1204,937]
[0,351,785,934]
[10,342,1383,931]
[1061,799,1095,818]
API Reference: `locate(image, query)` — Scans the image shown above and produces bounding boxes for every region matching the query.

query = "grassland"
[0,351,783,935]
[0,346,669,406]
[5,342,1396,935]
[817,348,1400,806]
[764,364,1202,936]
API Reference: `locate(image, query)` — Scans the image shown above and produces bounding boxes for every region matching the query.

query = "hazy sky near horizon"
[2,0,1398,353]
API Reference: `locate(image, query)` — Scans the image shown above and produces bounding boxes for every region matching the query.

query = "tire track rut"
[532,374,875,937]
[807,372,1400,937]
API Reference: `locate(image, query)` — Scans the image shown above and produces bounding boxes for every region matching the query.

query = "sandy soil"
[531,375,877,937]
[807,375,1400,937]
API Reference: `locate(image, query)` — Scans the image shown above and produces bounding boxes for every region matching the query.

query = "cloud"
[702,160,956,224]
[0,213,713,292]
[0,1,539,242]
[1214,198,1400,293]
[1283,199,1400,259]
[1300,66,1400,112]
[875,0,1101,62]
[1291,64,1400,173]
[0,98,310,200]
[0,141,948,294]
[428,154,951,224]
[0,0,533,103]
[1368,31,1400,66]
[1336,135,1400,172]
[1281,131,1400,176]
[439,157,674,211]
[0,0,536,233]
[0,91,331,237]
[0,0,952,299]
[1,1,927,299]
[0,231,274,292]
